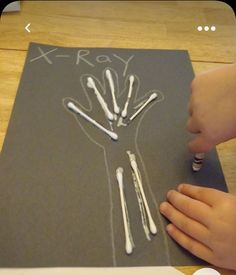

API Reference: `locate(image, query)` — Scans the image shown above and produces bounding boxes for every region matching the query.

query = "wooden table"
[0,1,236,274]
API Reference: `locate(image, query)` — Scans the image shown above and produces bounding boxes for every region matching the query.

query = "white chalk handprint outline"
[62,67,170,265]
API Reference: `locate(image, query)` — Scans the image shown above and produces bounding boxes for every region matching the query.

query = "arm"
[187,63,236,152]
[160,64,236,270]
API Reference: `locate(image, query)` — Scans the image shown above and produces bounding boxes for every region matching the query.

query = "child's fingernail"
[167,189,174,198]
[159,202,167,213]
[177,184,184,192]
[166,224,173,233]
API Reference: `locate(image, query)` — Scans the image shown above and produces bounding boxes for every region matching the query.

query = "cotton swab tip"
[116,167,124,185]
[121,109,127,118]
[114,105,120,115]
[126,241,133,255]
[87,77,94,88]
[129,75,134,82]
[107,112,114,121]
[105,69,111,78]
[150,220,157,235]
[110,131,118,141]
[67,102,77,112]
[149,92,158,101]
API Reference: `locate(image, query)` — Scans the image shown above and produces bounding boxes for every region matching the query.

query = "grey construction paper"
[0,43,227,267]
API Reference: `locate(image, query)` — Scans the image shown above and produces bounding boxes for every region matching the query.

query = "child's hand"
[159,184,236,270]
[187,64,236,153]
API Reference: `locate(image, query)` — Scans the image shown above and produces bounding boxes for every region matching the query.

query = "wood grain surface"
[0,1,235,274]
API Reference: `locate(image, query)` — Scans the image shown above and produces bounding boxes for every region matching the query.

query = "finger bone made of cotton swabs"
[116,167,135,255]
[127,151,157,235]
[87,77,114,121]
[133,90,164,109]
[129,92,158,121]
[105,69,120,116]
[131,169,151,240]
[121,75,135,118]
[123,186,135,250]
[67,102,118,141]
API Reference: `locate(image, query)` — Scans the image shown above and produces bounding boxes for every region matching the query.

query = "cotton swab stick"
[129,92,158,121]
[192,153,205,172]
[127,151,157,235]
[131,169,151,241]
[116,167,134,255]
[121,75,135,118]
[67,102,118,141]
[105,69,120,115]
[87,77,114,121]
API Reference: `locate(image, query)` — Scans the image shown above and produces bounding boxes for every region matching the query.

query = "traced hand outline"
[62,67,170,266]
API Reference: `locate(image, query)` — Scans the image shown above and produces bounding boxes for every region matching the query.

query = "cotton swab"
[87,77,114,121]
[131,169,151,241]
[129,92,158,121]
[105,69,120,115]
[116,167,134,255]
[67,102,118,141]
[127,151,157,235]
[121,75,135,118]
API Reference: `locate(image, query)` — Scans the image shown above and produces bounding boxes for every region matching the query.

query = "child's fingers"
[165,190,211,227]
[160,202,210,246]
[188,134,213,153]
[177,184,225,207]
[166,223,214,264]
